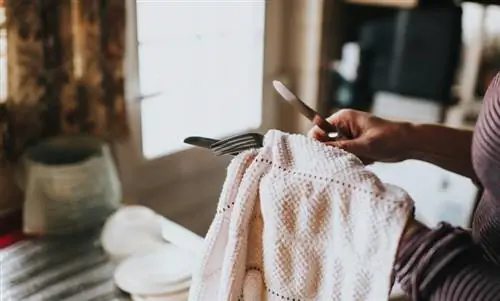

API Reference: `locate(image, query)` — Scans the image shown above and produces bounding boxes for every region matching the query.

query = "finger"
[325,137,373,164]
[327,139,367,157]
[309,110,350,139]
[358,157,374,165]
[325,109,354,126]
[326,110,357,139]
[329,140,373,164]
[307,125,328,141]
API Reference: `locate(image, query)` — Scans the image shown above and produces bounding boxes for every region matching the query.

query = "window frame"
[113,0,287,198]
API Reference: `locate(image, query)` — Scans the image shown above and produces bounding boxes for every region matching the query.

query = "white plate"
[101,206,165,262]
[131,290,190,301]
[114,243,194,295]
[161,218,204,253]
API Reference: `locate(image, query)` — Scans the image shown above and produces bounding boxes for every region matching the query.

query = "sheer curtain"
[3,0,128,161]
[0,3,6,102]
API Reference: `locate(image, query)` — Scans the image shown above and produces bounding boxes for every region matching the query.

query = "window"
[136,1,266,159]
[0,3,6,102]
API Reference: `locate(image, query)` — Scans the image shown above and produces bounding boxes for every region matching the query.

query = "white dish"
[131,290,190,301]
[161,218,204,253]
[101,206,165,262]
[114,243,194,295]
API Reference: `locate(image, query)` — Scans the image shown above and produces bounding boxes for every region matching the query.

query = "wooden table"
[0,230,130,301]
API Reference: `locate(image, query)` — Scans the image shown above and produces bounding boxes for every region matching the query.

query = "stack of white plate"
[102,206,204,301]
[114,243,194,301]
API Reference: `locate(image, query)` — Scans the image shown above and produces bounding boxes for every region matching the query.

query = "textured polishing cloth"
[189,130,414,301]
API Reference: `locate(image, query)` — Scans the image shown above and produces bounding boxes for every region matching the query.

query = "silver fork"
[210,133,264,156]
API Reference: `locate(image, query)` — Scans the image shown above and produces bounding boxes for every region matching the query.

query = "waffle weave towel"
[189,130,414,301]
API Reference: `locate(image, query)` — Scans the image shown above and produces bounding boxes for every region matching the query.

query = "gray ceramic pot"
[19,136,121,235]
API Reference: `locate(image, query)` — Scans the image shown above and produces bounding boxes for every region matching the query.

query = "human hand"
[307,109,412,164]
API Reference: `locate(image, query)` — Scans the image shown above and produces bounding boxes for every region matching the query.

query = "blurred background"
[0,0,498,237]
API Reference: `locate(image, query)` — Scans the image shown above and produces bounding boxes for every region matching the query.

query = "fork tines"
[210,133,264,156]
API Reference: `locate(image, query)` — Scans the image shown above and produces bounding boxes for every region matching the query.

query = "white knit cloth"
[189,130,414,301]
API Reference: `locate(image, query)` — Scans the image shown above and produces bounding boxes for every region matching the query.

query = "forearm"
[403,123,477,181]
[395,221,500,301]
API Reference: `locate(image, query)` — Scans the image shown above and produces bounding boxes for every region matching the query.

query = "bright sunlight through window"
[137,1,266,159]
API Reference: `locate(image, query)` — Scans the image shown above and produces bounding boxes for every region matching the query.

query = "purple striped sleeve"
[394,222,500,301]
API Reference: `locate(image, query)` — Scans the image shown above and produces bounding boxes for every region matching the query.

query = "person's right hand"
[307,109,413,164]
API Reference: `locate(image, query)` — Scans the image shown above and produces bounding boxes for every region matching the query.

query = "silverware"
[183,133,263,156]
[210,133,264,156]
[272,80,342,139]
[183,136,219,149]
